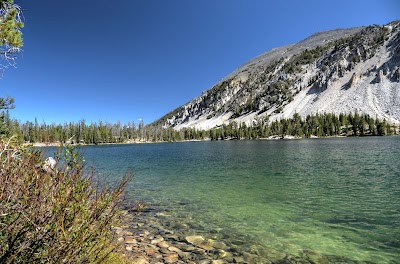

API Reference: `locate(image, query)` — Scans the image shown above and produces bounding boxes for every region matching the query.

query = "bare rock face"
[154,20,400,129]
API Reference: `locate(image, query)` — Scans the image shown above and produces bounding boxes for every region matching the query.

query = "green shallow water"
[75,137,399,263]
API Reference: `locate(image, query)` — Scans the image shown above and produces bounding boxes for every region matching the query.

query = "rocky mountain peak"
[153,21,400,129]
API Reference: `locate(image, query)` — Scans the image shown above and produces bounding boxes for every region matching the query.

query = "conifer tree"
[0,0,23,135]
[0,0,23,76]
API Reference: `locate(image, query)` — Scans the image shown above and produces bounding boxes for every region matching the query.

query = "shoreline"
[29,134,396,148]
[30,140,156,148]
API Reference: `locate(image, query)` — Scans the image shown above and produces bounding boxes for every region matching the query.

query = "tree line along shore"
[1,112,398,146]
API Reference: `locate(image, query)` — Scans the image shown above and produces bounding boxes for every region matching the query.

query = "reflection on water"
[76,137,400,263]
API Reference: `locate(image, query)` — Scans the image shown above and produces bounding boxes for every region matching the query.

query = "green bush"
[0,137,128,263]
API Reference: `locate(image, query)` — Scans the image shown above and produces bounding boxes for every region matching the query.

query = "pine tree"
[0,0,23,75]
[0,1,23,137]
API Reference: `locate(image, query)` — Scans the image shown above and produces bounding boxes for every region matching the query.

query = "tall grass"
[0,137,128,263]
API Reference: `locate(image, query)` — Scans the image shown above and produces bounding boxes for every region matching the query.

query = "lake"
[65,137,399,263]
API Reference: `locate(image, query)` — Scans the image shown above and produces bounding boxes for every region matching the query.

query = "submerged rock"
[125,245,133,251]
[124,236,137,244]
[158,241,169,248]
[233,256,245,263]
[185,235,205,246]
[217,249,231,259]
[211,260,226,264]
[145,248,156,256]
[132,257,149,264]
[151,237,164,244]
[198,243,214,251]
[175,242,197,251]
[164,253,179,263]
[168,246,182,253]
[211,241,227,249]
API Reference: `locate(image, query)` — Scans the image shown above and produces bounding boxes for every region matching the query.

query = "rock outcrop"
[349,73,360,87]
[153,20,400,129]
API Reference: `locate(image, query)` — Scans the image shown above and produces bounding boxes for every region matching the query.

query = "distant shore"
[29,134,393,148]
[30,140,155,147]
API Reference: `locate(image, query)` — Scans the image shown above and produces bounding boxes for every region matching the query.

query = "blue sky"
[1,0,399,125]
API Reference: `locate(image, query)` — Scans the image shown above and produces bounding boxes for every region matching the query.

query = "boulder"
[43,157,56,173]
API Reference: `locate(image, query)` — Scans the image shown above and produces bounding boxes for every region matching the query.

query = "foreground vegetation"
[0,112,397,145]
[0,137,129,263]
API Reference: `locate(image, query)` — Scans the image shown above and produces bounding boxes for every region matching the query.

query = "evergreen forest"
[0,111,397,145]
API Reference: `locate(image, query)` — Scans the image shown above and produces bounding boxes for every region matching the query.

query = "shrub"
[0,137,128,263]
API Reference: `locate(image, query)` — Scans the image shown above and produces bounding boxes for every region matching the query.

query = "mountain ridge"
[154,21,400,130]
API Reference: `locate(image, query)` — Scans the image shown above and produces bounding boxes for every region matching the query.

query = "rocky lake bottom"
[114,205,381,264]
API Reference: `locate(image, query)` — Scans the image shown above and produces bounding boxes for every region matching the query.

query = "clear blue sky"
[1,0,399,125]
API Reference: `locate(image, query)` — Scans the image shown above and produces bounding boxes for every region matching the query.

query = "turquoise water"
[75,137,399,262]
